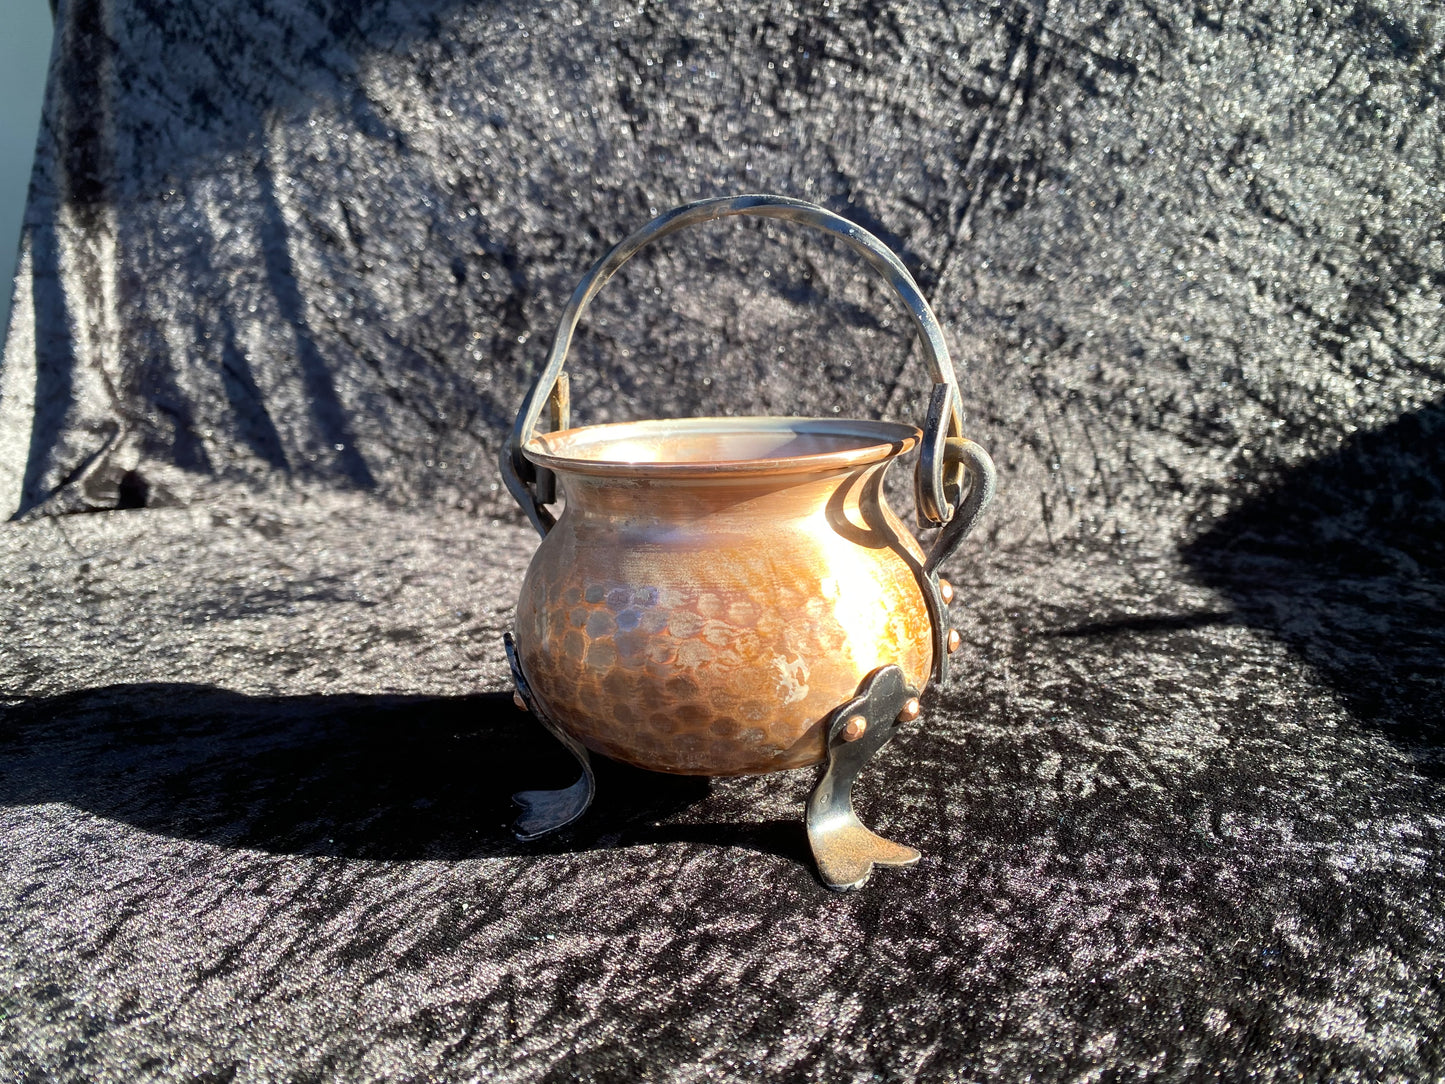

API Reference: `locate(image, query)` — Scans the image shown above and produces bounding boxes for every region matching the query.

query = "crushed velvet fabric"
[2,0,1443,1080]
[3,497,1442,1082]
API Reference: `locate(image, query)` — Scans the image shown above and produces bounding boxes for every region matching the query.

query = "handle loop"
[501,195,970,536]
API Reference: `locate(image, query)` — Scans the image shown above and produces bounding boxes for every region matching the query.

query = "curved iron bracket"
[806,665,922,891]
[918,437,997,685]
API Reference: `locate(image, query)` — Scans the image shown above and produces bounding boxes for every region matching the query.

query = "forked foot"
[505,633,595,839]
[806,665,922,891]
[513,776,594,842]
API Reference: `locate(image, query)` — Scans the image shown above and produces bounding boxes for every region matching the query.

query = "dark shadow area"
[0,683,813,863]
[1182,398,1445,772]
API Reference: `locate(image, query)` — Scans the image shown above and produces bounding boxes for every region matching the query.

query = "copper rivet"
[513,691,528,712]
[947,628,962,654]
[897,698,922,724]
[939,578,955,605]
[841,714,868,742]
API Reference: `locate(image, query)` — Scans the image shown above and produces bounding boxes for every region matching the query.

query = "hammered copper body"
[513,417,934,775]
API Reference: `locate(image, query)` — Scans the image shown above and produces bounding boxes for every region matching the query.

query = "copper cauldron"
[500,195,995,890]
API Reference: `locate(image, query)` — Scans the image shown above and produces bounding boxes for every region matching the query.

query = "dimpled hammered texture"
[513,436,934,776]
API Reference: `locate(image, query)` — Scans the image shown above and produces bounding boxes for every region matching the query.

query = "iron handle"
[501,194,982,545]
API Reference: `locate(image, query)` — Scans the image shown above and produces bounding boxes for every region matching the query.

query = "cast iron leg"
[806,665,922,891]
[504,633,595,840]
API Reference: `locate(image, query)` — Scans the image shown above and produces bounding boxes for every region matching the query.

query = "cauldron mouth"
[521,416,920,479]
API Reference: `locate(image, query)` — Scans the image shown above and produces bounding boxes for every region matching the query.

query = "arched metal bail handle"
[500,194,967,537]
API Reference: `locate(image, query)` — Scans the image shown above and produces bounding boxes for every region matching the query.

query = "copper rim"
[521,416,921,479]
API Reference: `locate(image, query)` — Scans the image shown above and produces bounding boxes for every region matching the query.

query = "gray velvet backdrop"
[1,1,1442,1081]
[5,0,1438,541]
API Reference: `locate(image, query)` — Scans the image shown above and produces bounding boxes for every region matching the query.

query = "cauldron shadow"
[0,684,813,865]
[1180,397,1445,775]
